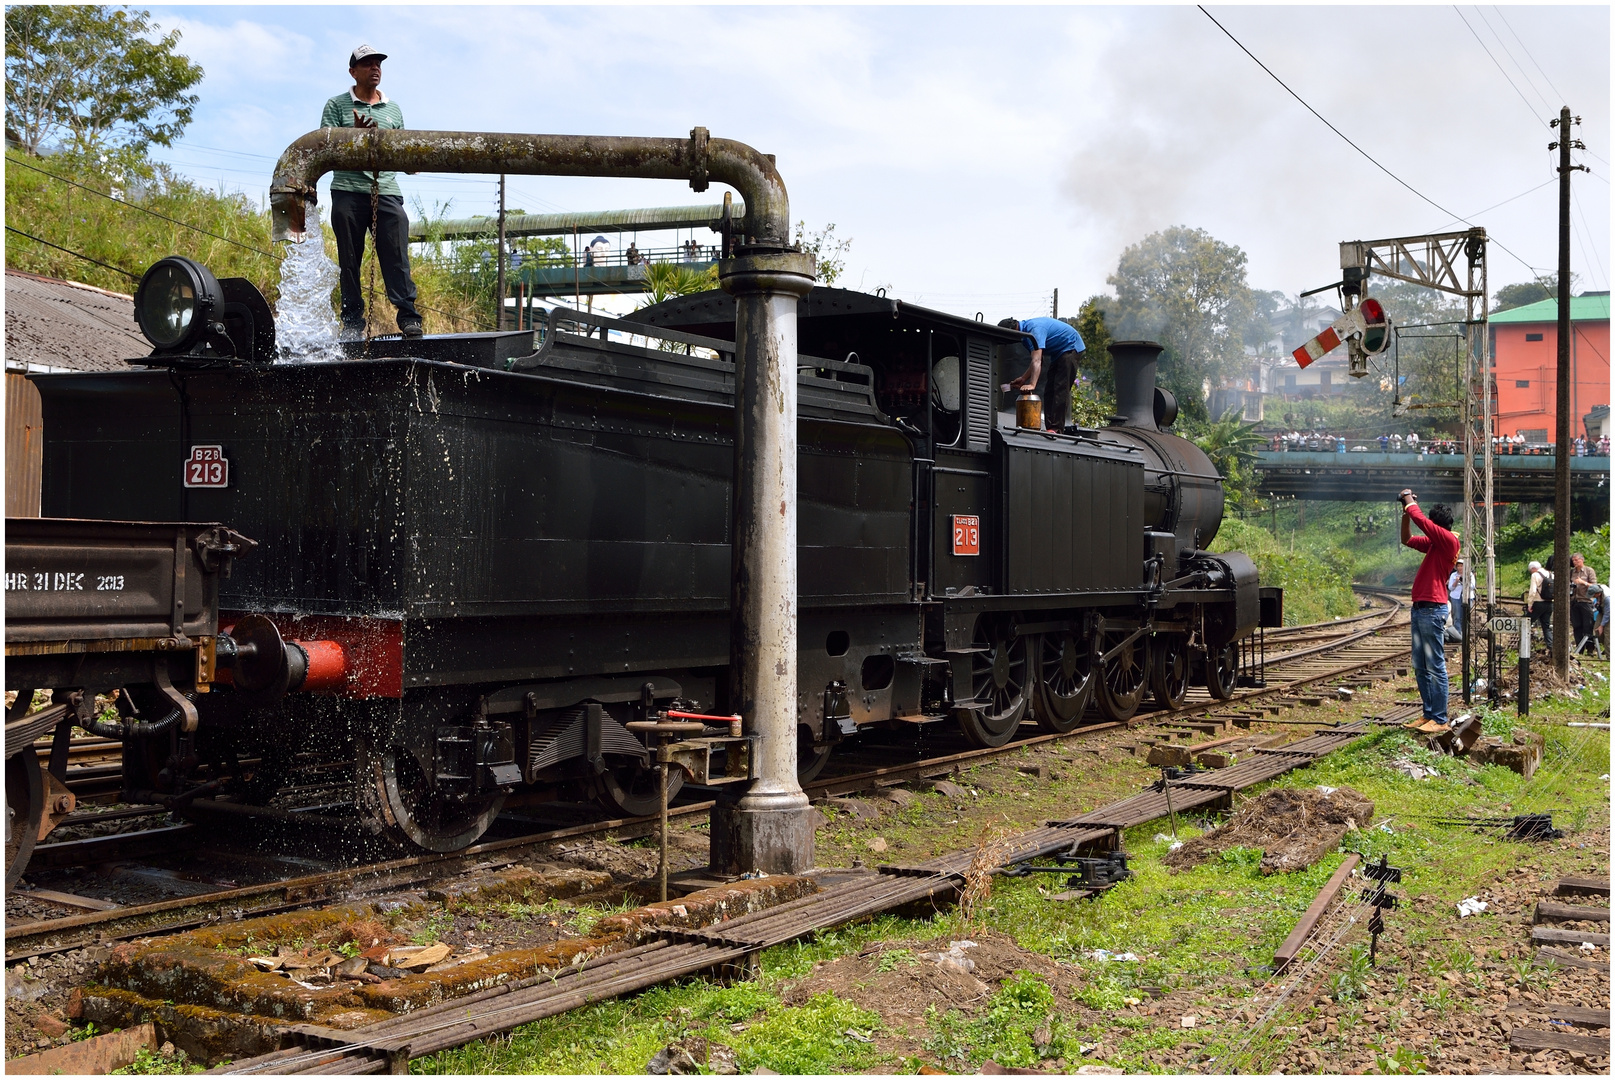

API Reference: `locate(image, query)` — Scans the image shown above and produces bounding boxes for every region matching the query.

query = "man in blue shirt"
[321,44,423,338]
[998,317,1086,431]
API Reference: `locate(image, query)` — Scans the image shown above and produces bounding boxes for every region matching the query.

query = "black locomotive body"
[23,278,1278,853]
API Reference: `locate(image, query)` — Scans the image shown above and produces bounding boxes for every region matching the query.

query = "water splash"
[275,209,345,363]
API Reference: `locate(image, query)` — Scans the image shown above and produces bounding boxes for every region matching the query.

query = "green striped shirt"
[320,91,405,196]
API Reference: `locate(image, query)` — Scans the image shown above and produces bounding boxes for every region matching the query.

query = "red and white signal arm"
[184,445,230,488]
[1290,299,1391,367]
[952,514,981,556]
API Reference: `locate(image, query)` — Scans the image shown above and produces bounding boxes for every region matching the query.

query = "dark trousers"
[1530,600,1553,651]
[1035,348,1079,431]
[331,190,420,328]
[1572,601,1596,652]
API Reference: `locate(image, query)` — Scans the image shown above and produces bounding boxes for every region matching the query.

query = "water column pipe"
[269,126,817,873]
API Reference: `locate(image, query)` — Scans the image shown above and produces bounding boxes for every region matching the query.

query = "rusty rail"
[1273,852,1362,973]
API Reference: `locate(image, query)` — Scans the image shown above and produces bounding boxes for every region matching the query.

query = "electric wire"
[1570,189,1608,291]
[8,155,281,260]
[5,225,142,281]
[1489,6,1567,105]
[1431,177,1557,233]
[1196,6,1546,276]
[1468,6,1553,116]
[1453,6,1544,123]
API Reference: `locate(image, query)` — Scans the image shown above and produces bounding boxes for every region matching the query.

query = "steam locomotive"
[9,254,1278,859]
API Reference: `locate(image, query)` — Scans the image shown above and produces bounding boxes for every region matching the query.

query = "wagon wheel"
[379,748,505,852]
[1149,634,1191,711]
[956,625,1029,748]
[599,759,685,818]
[1095,629,1149,723]
[1205,642,1239,700]
[6,749,45,891]
[1036,630,1096,733]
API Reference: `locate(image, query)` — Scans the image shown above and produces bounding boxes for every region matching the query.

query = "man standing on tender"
[1398,489,1459,731]
[321,44,424,339]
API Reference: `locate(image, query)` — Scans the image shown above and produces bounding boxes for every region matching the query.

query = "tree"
[1492,274,1573,313]
[1104,226,1256,421]
[794,221,851,286]
[5,6,203,156]
[1191,410,1267,511]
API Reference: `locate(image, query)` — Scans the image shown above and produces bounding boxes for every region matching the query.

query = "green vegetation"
[1211,517,1358,625]
[112,1045,205,1075]
[416,982,880,1076]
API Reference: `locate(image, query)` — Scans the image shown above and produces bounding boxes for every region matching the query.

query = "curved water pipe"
[269,125,790,249]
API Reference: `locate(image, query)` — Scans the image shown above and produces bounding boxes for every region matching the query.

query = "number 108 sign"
[952,515,980,557]
[184,445,229,488]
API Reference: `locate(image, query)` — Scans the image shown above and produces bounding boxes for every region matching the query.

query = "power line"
[1489,6,1567,104]
[1432,177,1557,233]
[8,155,280,260]
[6,225,141,281]
[1468,6,1552,115]
[1196,6,1547,276]
[1570,188,1607,291]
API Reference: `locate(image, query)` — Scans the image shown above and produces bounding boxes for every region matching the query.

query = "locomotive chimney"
[1108,340,1172,430]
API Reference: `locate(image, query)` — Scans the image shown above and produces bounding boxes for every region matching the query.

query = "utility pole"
[1550,106,1584,678]
[496,174,508,330]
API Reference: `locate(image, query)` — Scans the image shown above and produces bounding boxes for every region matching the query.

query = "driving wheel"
[5,749,44,891]
[379,748,505,852]
[1149,634,1191,711]
[956,624,1029,748]
[1205,642,1239,700]
[797,726,833,785]
[1036,631,1096,733]
[1096,629,1149,722]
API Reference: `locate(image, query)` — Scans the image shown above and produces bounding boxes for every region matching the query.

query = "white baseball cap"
[349,44,387,66]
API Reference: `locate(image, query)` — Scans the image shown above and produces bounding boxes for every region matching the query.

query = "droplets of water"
[276,208,345,364]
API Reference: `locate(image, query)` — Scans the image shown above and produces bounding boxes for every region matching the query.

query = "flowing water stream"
[275,209,345,363]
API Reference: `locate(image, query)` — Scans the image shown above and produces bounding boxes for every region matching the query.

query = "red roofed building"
[1489,292,1610,443]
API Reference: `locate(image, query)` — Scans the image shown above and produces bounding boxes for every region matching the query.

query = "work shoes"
[398,316,424,337]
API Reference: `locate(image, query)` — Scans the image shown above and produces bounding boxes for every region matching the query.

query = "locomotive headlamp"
[135,256,224,352]
[130,256,277,366]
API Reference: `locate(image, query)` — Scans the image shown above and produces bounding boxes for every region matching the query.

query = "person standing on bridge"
[322,44,423,339]
[999,317,1085,432]
[1398,489,1458,731]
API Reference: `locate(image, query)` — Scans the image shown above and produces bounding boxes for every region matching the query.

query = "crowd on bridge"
[1268,430,1609,457]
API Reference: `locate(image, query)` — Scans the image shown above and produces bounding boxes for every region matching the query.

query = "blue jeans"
[1410,604,1449,724]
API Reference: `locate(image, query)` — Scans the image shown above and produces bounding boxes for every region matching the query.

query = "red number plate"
[183,445,230,489]
[952,515,980,557]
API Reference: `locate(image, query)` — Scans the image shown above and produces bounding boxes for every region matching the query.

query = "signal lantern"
[1359,297,1390,354]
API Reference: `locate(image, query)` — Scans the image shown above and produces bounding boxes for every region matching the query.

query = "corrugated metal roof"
[4,270,146,372]
[1489,292,1611,324]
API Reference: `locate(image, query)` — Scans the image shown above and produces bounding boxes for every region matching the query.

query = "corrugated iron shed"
[5,269,144,372]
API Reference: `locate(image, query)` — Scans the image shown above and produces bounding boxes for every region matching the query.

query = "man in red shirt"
[1399,490,1459,728]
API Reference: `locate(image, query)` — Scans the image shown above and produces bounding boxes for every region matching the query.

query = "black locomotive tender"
[12,255,1280,859]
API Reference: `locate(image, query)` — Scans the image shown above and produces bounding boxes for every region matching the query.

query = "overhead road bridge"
[409,202,738,297]
[1254,451,1609,502]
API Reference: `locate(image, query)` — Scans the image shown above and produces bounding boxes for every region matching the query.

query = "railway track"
[5,597,1409,963]
[214,657,1417,1075]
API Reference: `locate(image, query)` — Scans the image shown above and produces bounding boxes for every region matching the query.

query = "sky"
[145,4,1610,323]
